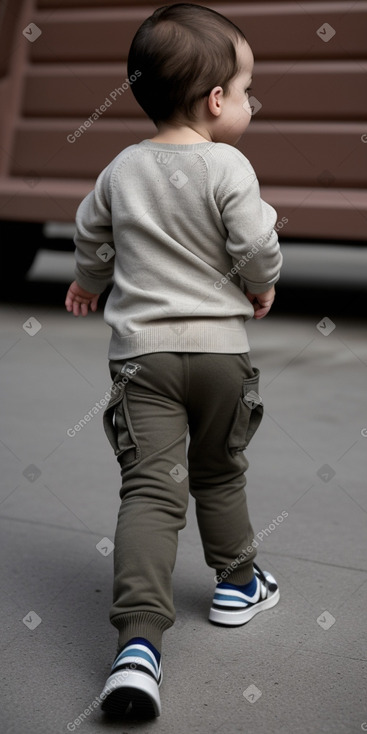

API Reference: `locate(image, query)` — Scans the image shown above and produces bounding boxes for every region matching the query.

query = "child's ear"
[207,86,224,117]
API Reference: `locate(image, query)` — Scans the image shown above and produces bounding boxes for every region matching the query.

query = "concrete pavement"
[1,260,367,734]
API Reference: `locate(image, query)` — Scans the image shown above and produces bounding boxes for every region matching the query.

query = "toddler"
[65,2,283,719]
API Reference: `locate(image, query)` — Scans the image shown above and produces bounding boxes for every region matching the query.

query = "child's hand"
[65,280,100,317]
[246,286,275,319]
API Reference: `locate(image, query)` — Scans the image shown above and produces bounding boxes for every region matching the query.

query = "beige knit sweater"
[73,139,283,359]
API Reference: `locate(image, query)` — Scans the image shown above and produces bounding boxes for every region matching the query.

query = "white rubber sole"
[209,587,280,626]
[100,668,161,718]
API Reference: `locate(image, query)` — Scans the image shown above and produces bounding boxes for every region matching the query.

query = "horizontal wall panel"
[30,3,367,63]
[242,122,366,186]
[0,177,93,221]
[266,186,367,240]
[37,0,300,7]
[22,63,140,118]
[22,61,367,121]
[255,62,367,121]
[10,120,366,187]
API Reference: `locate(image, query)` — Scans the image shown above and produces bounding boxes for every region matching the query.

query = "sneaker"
[209,562,280,626]
[100,639,162,718]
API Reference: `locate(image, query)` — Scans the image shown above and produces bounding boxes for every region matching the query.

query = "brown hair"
[127,3,247,125]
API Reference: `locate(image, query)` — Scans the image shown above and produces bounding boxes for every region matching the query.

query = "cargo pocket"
[103,377,141,469]
[227,367,264,454]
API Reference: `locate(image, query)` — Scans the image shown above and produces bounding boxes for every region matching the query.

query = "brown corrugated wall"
[0,0,366,240]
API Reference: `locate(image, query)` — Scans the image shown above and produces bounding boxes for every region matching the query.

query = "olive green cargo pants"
[103,352,263,653]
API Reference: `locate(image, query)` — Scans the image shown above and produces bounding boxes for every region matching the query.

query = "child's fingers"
[65,287,81,315]
[90,294,99,312]
[72,300,81,317]
[65,290,97,316]
[73,297,98,316]
[65,289,74,312]
[254,304,272,319]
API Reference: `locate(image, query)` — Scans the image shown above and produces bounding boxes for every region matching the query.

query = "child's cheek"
[242,97,252,119]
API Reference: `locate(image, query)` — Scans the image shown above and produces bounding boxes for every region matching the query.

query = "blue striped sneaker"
[209,563,280,626]
[100,638,162,718]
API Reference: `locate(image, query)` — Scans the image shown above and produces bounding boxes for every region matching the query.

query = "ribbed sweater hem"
[107,319,250,360]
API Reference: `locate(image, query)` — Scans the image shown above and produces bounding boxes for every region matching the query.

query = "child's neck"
[149,124,210,145]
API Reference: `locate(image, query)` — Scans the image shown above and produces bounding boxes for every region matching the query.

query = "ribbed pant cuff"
[216,559,254,586]
[110,611,172,654]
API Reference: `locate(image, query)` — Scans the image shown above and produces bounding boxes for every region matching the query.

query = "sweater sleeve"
[73,165,115,294]
[219,159,283,294]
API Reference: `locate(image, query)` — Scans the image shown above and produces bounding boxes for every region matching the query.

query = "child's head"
[127,3,254,143]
